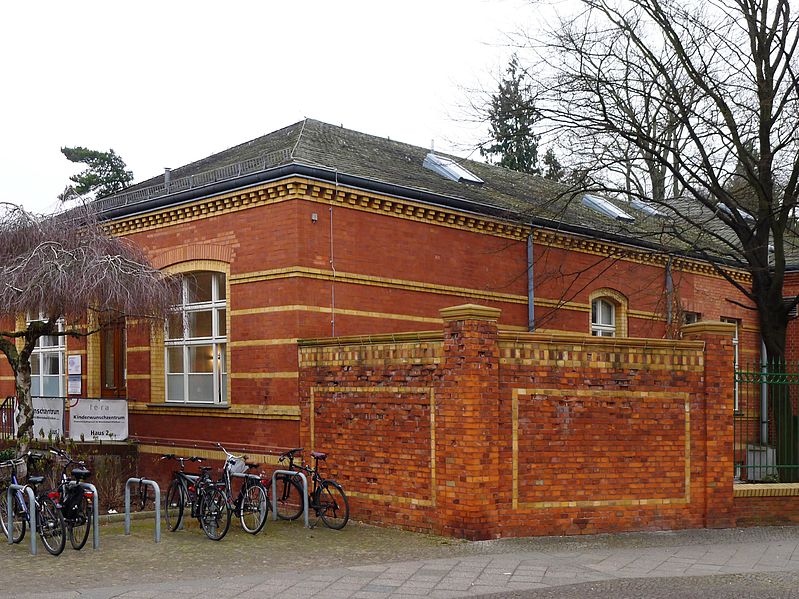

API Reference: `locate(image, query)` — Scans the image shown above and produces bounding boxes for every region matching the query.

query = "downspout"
[760,338,769,444]
[527,227,535,332]
[330,170,338,337]
[665,256,673,329]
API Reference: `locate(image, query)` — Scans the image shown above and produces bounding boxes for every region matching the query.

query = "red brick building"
[3,119,790,537]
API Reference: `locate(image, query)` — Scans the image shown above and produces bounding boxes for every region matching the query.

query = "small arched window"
[591,298,616,337]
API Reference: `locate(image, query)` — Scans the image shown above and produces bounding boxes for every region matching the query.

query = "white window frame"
[164,272,227,404]
[26,312,65,398]
[591,299,616,337]
[684,311,701,325]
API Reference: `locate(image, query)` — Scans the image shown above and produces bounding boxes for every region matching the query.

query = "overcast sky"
[0,0,557,213]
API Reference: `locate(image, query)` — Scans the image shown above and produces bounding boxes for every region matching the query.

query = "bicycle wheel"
[198,487,230,541]
[68,493,91,550]
[316,480,349,530]
[0,489,27,544]
[38,496,66,556]
[164,479,184,532]
[275,476,304,520]
[239,481,268,534]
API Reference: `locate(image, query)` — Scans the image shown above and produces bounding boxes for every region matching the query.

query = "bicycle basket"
[228,457,247,474]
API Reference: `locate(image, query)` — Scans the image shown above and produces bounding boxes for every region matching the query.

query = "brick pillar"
[435,304,501,540]
[683,321,736,528]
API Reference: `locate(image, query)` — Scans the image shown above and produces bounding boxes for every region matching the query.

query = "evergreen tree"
[543,147,564,182]
[481,56,542,175]
[61,146,134,199]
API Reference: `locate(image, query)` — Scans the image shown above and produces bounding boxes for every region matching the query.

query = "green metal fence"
[734,363,799,483]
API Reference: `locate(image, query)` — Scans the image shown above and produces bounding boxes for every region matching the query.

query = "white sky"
[0,0,561,214]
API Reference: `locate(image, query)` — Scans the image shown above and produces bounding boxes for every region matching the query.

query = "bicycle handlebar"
[216,442,248,465]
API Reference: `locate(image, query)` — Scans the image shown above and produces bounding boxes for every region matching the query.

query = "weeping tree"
[0,202,176,454]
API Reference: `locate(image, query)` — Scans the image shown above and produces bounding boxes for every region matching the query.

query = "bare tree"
[0,203,176,453]
[523,0,799,362]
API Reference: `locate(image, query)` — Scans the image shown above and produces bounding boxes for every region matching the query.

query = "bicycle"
[217,443,269,534]
[162,453,231,540]
[49,447,94,551]
[274,448,349,529]
[0,451,66,555]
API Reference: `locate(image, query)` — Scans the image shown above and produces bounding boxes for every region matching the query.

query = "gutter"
[99,162,748,269]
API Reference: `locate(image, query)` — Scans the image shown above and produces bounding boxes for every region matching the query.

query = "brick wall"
[299,305,738,539]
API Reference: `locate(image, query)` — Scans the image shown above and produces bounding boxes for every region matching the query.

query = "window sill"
[147,402,230,409]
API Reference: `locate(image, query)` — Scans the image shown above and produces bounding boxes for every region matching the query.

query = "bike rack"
[270,470,309,528]
[124,478,161,543]
[6,484,36,555]
[79,482,100,550]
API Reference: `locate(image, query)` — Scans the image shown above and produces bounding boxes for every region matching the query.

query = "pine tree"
[61,146,134,199]
[481,56,542,175]
[543,147,564,182]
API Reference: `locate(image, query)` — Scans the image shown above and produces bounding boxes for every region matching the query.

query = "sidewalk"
[6,520,799,598]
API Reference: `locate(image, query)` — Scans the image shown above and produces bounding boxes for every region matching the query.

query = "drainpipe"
[760,338,769,444]
[665,256,673,328]
[527,228,535,332]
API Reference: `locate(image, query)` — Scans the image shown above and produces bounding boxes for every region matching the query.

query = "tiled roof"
[105,118,799,268]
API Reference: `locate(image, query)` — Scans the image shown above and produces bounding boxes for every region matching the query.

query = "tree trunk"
[14,359,33,457]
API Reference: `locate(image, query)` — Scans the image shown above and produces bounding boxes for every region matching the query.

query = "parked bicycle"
[0,451,66,555]
[49,447,94,550]
[274,448,349,529]
[162,453,231,540]
[217,443,269,534]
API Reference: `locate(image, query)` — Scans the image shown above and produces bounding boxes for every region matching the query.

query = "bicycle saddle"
[72,467,91,480]
[311,451,327,460]
[27,475,45,485]
[199,466,213,473]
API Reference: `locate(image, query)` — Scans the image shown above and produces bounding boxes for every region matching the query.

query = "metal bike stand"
[270,470,309,528]
[7,484,36,555]
[175,474,199,532]
[231,472,268,525]
[124,478,161,543]
[78,482,100,550]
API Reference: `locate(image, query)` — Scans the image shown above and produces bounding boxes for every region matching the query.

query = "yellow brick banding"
[231,267,528,305]
[734,483,799,497]
[101,176,751,284]
[130,403,299,421]
[512,388,692,509]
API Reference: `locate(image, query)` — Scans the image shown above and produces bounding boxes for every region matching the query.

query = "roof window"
[423,153,484,184]
[717,203,755,222]
[630,198,666,217]
[582,194,635,222]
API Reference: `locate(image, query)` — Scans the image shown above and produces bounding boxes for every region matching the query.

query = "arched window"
[591,299,616,337]
[588,288,628,337]
[165,271,227,404]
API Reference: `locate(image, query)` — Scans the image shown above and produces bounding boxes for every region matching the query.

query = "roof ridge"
[290,117,308,161]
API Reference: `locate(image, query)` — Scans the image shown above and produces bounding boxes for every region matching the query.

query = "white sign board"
[67,355,81,375]
[69,398,128,441]
[14,397,64,440]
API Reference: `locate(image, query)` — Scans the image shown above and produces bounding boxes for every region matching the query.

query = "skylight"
[581,194,635,222]
[423,153,484,184]
[630,198,666,217]
[717,203,755,222]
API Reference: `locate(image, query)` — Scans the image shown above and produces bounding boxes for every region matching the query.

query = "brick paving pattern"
[4,520,799,598]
